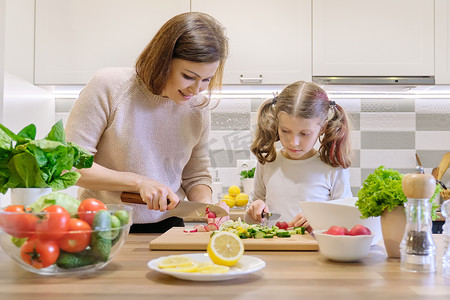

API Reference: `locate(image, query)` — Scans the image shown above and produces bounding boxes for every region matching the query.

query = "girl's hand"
[246,199,269,223]
[288,212,313,233]
[138,179,179,211]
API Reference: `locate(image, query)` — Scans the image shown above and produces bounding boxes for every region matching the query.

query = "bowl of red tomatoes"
[0,195,132,275]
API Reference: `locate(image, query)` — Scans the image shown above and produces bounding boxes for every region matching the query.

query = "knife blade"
[261,212,281,221]
[120,192,228,218]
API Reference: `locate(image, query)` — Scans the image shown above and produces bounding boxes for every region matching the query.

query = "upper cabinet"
[34,0,190,85]
[312,0,434,77]
[191,0,311,84]
[177,0,311,84]
[436,0,450,84]
[33,0,450,85]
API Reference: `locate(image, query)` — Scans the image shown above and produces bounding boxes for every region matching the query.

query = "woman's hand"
[288,212,313,233]
[138,179,179,212]
[246,199,269,223]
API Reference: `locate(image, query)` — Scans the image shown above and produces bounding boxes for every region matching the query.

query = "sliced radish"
[206,211,217,218]
[183,228,198,233]
[206,223,219,231]
[194,224,207,232]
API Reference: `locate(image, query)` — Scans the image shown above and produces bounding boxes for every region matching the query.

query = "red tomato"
[0,205,38,238]
[58,218,91,253]
[77,198,107,226]
[275,221,289,230]
[20,236,60,269]
[35,205,71,240]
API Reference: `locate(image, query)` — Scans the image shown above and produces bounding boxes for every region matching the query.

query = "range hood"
[312,76,435,85]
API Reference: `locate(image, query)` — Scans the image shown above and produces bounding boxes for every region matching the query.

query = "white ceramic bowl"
[299,197,382,245]
[314,230,375,262]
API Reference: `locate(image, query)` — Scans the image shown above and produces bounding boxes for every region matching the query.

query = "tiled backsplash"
[56,88,450,197]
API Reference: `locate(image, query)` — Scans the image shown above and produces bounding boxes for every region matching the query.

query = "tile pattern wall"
[56,92,450,198]
[208,95,450,197]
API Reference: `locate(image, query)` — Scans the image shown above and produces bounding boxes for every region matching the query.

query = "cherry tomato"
[58,218,91,253]
[0,205,38,238]
[35,205,71,241]
[77,198,107,226]
[20,236,60,269]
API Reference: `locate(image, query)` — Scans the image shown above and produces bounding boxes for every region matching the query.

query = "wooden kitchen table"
[0,234,449,300]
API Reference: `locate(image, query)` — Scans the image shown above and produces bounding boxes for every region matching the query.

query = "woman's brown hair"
[251,81,352,168]
[135,12,228,100]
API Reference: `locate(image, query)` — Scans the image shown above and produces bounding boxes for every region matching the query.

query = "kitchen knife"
[261,212,281,221]
[120,192,228,218]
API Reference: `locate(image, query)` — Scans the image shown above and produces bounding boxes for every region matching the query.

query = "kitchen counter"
[0,233,449,300]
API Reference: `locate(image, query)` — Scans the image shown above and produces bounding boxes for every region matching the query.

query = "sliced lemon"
[207,231,244,266]
[196,261,214,270]
[168,262,199,273]
[228,185,241,197]
[198,264,230,274]
[235,193,249,206]
[157,255,194,269]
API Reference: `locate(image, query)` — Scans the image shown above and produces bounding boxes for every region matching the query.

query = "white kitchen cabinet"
[436,0,450,84]
[191,0,311,84]
[35,0,189,85]
[313,0,434,77]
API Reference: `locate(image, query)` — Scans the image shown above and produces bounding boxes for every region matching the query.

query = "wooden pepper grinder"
[400,166,436,273]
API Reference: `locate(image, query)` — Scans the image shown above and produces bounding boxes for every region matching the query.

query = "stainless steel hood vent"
[312,76,435,85]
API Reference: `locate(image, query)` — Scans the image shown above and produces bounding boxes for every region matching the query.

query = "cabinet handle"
[240,75,263,83]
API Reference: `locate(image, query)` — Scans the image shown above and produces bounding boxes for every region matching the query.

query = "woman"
[65,12,229,233]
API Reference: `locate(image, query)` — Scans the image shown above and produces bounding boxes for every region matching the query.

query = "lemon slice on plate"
[168,262,199,273]
[207,231,244,266]
[157,255,194,269]
[198,264,230,274]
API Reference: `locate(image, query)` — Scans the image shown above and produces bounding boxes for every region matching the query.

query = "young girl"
[245,81,353,231]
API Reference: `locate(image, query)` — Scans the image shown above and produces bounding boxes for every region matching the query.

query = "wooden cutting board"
[149,227,319,251]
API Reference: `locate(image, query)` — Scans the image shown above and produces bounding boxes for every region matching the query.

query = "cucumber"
[110,215,121,240]
[288,229,297,236]
[91,210,112,262]
[263,233,275,238]
[56,251,96,269]
[239,233,248,239]
[276,230,291,238]
[114,210,129,226]
[254,231,265,239]
[295,226,306,234]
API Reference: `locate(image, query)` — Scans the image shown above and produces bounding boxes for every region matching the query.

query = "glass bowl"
[0,203,132,275]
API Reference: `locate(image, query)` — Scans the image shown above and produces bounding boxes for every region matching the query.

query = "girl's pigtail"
[319,103,352,168]
[251,98,279,164]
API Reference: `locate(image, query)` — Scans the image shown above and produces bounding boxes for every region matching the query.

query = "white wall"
[4,0,34,83]
[0,0,6,124]
[0,0,55,207]
[2,0,55,137]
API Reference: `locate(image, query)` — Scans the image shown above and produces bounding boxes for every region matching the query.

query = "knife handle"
[120,192,146,204]
[120,192,171,205]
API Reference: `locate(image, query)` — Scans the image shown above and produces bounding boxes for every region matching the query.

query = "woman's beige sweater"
[65,68,212,223]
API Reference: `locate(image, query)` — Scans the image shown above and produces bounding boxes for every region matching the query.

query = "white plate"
[147,253,265,281]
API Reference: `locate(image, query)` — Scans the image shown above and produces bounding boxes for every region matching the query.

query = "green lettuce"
[0,120,93,193]
[356,166,440,220]
[29,192,81,215]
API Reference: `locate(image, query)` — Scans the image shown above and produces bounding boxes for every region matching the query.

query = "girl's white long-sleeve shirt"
[247,149,352,223]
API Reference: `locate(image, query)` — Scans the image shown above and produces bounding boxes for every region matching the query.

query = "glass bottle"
[442,200,450,278]
[400,166,437,272]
